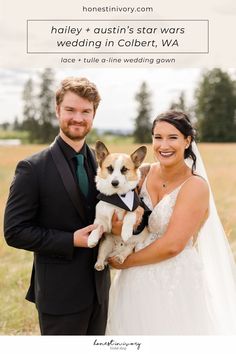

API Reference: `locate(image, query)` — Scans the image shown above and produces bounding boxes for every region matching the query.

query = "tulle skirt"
[106,248,216,335]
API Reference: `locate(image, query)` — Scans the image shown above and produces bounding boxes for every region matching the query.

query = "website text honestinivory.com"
[82,6,154,14]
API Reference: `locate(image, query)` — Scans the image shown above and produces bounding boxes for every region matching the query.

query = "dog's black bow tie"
[97,190,140,212]
[97,191,151,235]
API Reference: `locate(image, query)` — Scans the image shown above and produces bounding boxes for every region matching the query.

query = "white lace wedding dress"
[106,178,216,335]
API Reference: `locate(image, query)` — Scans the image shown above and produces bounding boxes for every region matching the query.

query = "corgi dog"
[87,141,150,271]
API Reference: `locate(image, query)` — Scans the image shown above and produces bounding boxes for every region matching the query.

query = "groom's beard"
[60,120,92,141]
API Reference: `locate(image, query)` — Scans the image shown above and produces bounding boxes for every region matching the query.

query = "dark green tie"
[75,154,89,197]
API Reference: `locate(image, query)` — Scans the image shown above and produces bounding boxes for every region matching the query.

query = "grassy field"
[0,143,236,335]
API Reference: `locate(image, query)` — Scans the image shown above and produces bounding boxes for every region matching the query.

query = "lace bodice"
[137,177,194,250]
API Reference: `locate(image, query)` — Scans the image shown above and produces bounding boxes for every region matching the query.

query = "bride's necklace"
[160,167,189,189]
[161,178,171,189]
[160,174,173,189]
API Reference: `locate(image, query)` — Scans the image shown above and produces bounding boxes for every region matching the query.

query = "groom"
[4,77,110,335]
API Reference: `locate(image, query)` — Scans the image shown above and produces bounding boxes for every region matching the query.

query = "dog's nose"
[111,180,119,187]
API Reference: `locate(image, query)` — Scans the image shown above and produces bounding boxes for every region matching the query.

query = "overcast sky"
[0,67,223,131]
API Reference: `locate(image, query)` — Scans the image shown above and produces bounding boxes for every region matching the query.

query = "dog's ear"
[130,146,147,168]
[95,141,110,166]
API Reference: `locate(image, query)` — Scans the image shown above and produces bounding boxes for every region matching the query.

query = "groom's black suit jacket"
[4,136,110,315]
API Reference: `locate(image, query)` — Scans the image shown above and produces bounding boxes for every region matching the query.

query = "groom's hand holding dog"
[73,207,144,248]
[73,224,102,247]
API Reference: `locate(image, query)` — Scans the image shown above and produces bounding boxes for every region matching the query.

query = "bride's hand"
[133,206,144,229]
[111,211,125,236]
[108,255,132,269]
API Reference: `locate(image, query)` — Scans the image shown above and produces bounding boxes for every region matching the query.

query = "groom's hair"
[55,77,101,114]
[152,110,197,172]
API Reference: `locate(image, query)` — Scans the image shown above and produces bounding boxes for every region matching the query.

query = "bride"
[106,110,236,335]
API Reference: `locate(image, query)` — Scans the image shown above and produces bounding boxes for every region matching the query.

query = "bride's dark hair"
[151,110,197,173]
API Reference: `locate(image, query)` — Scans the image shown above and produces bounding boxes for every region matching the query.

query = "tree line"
[134,68,236,143]
[4,68,236,143]
[18,68,58,143]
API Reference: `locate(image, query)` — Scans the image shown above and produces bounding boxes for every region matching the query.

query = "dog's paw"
[88,239,98,248]
[88,240,98,248]
[121,231,132,243]
[121,224,133,243]
[95,262,105,271]
[114,255,125,264]
[87,231,99,248]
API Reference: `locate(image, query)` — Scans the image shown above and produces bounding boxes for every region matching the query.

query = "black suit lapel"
[50,138,87,222]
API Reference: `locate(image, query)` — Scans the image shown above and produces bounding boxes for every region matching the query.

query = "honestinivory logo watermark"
[93,338,142,350]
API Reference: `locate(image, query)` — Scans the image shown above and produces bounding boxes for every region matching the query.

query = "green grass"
[0,129,29,141]
[0,142,236,334]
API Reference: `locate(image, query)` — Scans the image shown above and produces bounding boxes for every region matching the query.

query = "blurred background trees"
[37,68,58,143]
[20,68,58,143]
[133,81,152,143]
[1,67,236,144]
[195,68,236,142]
[133,69,236,143]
